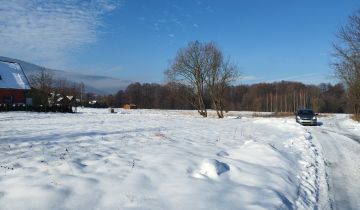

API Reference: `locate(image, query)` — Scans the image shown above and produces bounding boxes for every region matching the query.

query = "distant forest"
[86,81,347,113]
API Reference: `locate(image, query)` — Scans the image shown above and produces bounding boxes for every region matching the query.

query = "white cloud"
[261,73,336,85]
[239,75,263,81]
[237,73,336,85]
[273,73,325,84]
[0,0,119,68]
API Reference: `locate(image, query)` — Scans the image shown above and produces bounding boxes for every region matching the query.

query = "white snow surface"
[0,109,336,210]
[308,114,360,210]
[0,61,30,90]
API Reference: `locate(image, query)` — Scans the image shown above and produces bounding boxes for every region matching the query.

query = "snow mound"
[116,109,130,114]
[192,159,230,179]
[216,151,229,157]
[304,132,312,140]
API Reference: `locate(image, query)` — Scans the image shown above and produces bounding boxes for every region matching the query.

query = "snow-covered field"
[0,108,358,210]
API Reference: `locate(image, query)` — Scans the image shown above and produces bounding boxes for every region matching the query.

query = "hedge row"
[0,104,75,113]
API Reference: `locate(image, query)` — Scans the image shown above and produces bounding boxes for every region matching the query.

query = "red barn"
[0,61,31,104]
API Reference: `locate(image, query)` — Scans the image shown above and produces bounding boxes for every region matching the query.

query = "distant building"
[56,95,78,112]
[0,61,32,104]
[122,104,137,109]
[89,100,98,105]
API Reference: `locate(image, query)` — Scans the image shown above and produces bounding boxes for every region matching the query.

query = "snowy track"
[309,115,360,210]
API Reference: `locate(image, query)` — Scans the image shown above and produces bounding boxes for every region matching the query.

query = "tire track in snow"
[293,129,330,210]
[309,126,360,210]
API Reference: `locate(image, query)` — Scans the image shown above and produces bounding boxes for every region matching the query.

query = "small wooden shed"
[122,104,137,109]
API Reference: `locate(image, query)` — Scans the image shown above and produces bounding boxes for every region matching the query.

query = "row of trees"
[100,81,346,114]
[224,82,346,113]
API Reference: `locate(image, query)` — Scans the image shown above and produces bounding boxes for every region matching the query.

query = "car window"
[298,110,314,115]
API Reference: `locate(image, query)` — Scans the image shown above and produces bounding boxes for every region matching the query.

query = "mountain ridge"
[0,56,131,94]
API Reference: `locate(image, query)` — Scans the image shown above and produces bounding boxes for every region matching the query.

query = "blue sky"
[1,0,360,85]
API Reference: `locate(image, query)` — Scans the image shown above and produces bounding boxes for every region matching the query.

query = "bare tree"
[166,41,209,117]
[29,68,54,107]
[204,43,239,118]
[332,10,360,118]
[53,78,82,99]
[166,41,239,118]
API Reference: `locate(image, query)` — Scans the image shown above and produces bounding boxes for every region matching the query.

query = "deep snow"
[1,109,355,210]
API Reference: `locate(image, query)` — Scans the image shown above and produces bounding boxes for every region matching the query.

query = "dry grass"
[252,112,295,118]
[317,113,332,117]
[272,112,296,117]
[199,110,334,119]
[251,113,270,118]
[251,112,332,118]
[351,114,360,122]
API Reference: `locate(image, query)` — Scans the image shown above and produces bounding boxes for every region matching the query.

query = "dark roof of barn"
[0,61,31,90]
